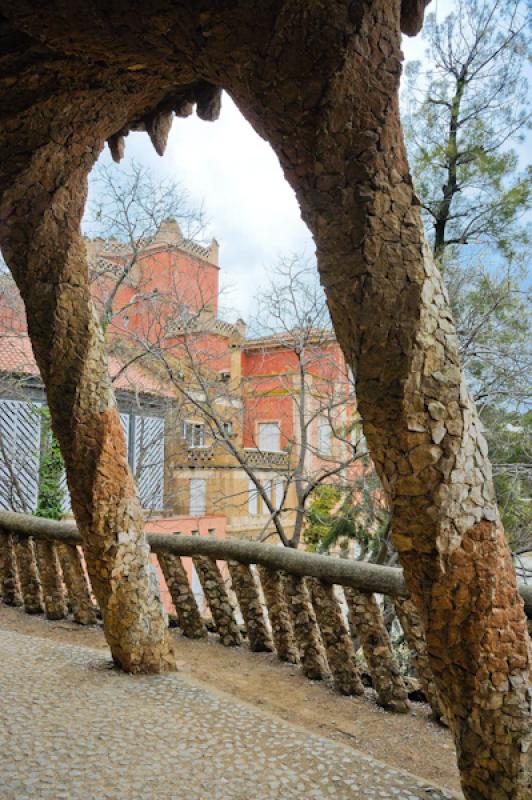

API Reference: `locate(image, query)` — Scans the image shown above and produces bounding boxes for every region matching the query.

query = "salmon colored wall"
[145,514,226,615]
[94,248,220,342]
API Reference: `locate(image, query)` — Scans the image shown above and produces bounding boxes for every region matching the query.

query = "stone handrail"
[1,511,530,613]
[1,509,531,722]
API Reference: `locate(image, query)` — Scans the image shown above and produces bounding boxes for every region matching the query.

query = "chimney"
[208,238,219,266]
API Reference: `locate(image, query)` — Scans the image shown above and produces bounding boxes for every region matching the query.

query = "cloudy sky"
[85,1,463,321]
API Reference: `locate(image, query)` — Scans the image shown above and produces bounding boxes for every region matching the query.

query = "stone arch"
[0,2,529,797]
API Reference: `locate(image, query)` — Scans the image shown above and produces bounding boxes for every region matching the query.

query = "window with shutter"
[318,419,332,455]
[189,478,206,515]
[133,414,165,510]
[248,479,258,515]
[258,422,280,451]
[0,399,41,512]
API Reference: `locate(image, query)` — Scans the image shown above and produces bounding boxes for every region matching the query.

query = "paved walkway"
[0,629,459,800]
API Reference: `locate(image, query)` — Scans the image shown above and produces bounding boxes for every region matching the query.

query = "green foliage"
[403,0,530,259]
[482,407,532,552]
[304,479,390,561]
[35,408,65,521]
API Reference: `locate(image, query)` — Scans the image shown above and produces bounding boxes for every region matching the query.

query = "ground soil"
[0,605,462,796]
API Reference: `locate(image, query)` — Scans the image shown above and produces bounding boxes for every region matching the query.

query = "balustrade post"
[158,553,207,638]
[256,566,299,663]
[228,561,273,652]
[284,573,328,681]
[308,577,364,696]
[344,587,410,712]
[0,531,22,606]
[393,595,444,721]
[192,556,241,646]
[15,536,43,614]
[56,543,97,625]
[35,540,68,620]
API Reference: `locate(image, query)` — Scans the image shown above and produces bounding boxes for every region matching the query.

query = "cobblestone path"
[0,629,459,800]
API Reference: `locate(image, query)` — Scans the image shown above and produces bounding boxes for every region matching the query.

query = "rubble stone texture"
[284,573,329,682]
[34,541,68,621]
[257,566,299,664]
[0,532,22,607]
[56,543,97,625]
[157,553,207,639]
[344,587,410,713]
[0,2,530,794]
[192,557,242,646]
[0,627,458,800]
[14,537,43,615]
[307,577,365,696]
[228,561,274,653]
[394,595,444,721]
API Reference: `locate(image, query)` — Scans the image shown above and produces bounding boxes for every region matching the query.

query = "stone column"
[393,595,443,721]
[284,573,328,681]
[14,536,43,615]
[344,587,410,713]
[35,540,68,620]
[257,566,299,664]
[158,553,207,639]
[56,543,97,625]
[228,561,273,653]
[0,531,22,606]
[308,577,364,696]
[0,135,175,674]
[192,556,241,646]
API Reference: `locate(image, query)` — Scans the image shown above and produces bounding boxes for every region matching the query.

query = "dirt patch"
[0,605,462,795]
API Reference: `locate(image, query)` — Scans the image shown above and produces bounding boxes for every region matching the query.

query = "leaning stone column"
[192,556,241,646]
[0,531,22,606]
[228,561,273,653]
[0,137,174,674]
[344,587,410,712]
[284,573,328,681]
[14,536,43,614]
[56,543,97,625]
[257,566,299,664]
[158,553,207,639]
[35,540,68,620]
[308,577,364,696]
[393,595,443,721]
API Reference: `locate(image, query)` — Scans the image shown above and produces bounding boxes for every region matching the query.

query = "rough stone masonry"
[0,2,529,798]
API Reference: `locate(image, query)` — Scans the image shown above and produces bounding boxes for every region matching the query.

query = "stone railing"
[243,449,289,468]
[1,511,531,720]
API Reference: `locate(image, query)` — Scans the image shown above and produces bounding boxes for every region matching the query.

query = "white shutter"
[120,412,130,454]
[134,415,165,510]
[189,478,206,516]
[258,422,280,451]
[248,479,258,515]
[274,478,285,509]
[319,420,332,455]
[0,399,41,512]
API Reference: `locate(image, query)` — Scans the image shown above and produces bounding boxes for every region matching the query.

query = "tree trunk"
[14,537,43,615]
[0,139,175,674]
[257,566,299,664]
